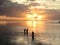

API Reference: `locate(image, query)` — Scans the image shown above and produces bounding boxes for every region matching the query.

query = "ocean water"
[0,20,60,45]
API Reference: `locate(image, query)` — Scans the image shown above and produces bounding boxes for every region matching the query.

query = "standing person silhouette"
[24,28,26,36]
[32,31,34,41]
[26,28,28,37]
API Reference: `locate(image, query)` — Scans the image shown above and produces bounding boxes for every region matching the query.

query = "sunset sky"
[10,0,60,9]
[0,0,60,20]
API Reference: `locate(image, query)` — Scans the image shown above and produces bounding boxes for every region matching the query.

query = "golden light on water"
[26,13,45,33]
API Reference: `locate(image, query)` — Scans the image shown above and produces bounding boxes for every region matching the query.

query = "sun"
[27,13,45,21]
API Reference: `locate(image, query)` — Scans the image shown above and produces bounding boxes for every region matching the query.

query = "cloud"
[45,9,60,20]
[0,5,28,17]
[0,0,60,20]
[0,0,28,18]
[0,0,9,5]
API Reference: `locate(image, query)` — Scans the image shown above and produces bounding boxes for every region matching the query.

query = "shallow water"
[0,21,60,45]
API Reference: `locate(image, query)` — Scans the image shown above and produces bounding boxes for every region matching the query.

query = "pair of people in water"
[24,28,28,36]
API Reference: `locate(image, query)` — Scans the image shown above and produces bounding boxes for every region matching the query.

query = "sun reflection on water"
[26,13,45,33]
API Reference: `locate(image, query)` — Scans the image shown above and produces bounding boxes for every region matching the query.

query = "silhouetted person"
[26,28,28,37]
[24,28,29,36]
[32,31,34,41]
[24,29,26,36]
